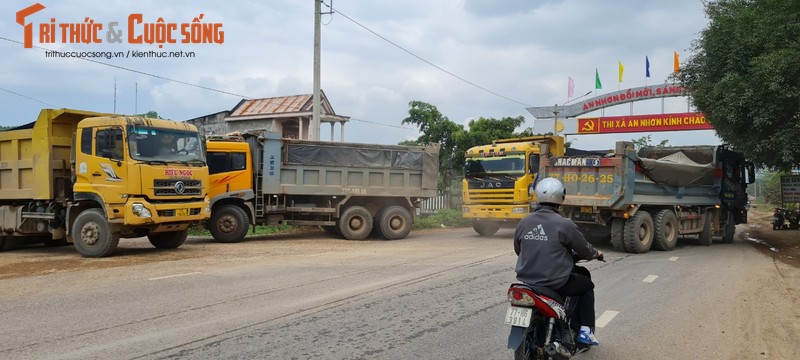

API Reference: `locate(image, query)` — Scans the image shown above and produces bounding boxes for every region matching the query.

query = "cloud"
[1,0,717,149]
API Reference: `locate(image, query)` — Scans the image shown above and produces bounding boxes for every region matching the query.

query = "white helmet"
[535,177,566,205]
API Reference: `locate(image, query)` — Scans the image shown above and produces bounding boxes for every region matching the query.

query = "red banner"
[577,112,712,134]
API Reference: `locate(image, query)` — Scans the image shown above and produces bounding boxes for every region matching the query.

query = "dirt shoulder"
[740,206,800,269]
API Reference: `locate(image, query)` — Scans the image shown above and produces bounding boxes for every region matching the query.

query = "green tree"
[401,101,465,186]
[452,116,526,171]
[678,0,800,169]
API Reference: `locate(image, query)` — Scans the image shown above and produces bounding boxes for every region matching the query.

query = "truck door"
[84,126,129,206]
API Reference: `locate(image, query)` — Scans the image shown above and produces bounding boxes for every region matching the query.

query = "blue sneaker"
[577,329,600,346]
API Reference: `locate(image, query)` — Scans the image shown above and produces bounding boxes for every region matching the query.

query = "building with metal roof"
[186,90,350,141]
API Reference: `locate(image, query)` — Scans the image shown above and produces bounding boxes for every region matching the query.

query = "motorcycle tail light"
[508,287,536,306]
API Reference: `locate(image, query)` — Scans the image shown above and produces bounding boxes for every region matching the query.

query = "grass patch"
[188,224,310,237]
[413,208,471,230]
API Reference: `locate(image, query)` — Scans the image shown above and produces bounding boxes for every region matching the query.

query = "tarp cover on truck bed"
[286,142,437,171]
[638,148,716,187]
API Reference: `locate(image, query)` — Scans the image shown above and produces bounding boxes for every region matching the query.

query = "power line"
[0,36,251,99]
[0,86,57,107]
[324,3,532,108]
[0,35,419,132]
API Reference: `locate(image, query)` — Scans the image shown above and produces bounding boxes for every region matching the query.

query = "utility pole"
[311,0,321,141]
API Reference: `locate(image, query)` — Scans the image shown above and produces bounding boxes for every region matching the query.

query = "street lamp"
[553,91,592,134]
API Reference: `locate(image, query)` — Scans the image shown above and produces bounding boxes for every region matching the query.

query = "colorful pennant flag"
[618,61,624,83]
[595,68,602,90]
[646,56,651,78]
[673,51,680,74]
[568,76,574,98]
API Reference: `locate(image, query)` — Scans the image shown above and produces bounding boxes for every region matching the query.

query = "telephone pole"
[311,0,321,140]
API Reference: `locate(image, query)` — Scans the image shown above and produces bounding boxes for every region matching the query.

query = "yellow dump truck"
[0,108,210,257]
[462,136,566,235]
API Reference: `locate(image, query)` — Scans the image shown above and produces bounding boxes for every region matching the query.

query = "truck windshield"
[127,126,205,164]
[464,155,525,177]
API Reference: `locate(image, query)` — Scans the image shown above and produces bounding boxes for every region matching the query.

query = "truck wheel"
[72,209,120,258]
[652,209,679,251]
[338,206,373,240]
[698,212,712,246]
[609,218,626,252]
[623,210,654,254]
[472,221,500,236]
[148,230,188,249]
[722,212,735,243]
[209,205,249,243]
[0,236,10,251]
[376,206,413,240]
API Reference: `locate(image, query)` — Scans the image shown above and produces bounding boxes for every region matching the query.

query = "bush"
[413,208,471,229]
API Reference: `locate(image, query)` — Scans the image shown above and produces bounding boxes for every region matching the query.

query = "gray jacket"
[514,205,598,289]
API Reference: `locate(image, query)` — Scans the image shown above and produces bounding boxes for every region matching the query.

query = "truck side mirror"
[529,155,540,174]
[745,163,756,184]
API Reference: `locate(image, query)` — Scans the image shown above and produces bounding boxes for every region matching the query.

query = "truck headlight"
[132,203,152,218]
[462,207,470,213]
[512,207,527,214]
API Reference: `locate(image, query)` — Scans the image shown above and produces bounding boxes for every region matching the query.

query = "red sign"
[577,112,713,134]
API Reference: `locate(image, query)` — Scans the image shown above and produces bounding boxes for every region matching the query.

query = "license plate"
[581,206,593,213]
[176,208,188,217]
[504,306,532,327]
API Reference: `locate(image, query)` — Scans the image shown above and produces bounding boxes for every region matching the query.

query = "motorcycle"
[505,263,599,360]
[773,209,785,230]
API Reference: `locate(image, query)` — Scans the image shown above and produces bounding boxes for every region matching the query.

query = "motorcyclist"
[773,208,784,230]
[513,177,604,346]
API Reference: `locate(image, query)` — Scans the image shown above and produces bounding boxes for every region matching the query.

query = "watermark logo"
[15,3,45,48]
[15,3,224,49]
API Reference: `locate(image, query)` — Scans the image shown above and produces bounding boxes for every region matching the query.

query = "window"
[208,152,247,175]
[81,128,92,155]
[231,152,246,171]
[95,127,123,159]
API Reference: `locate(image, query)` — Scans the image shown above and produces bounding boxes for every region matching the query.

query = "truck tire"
[148,230,188,249]
[609,218,626,252]
[623,210,654,254]
[338,206,373,240]
[698,212,712,246]
[652,209,679,251]
[375,206,413,240]
[72,209,120,258]
[472,221,500,236]
[722,212,735,244]
[209,205,249,243]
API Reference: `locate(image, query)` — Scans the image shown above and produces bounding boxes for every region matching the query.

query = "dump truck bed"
[541,142,724,210]
[0,109,110,201]
[250,132,440,198]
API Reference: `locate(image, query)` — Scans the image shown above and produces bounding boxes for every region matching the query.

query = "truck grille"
[466,189,516,204]
[153,179,202,196]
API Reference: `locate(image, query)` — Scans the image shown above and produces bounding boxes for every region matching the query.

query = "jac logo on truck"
[165,168,193,177]
[553,158,601,167]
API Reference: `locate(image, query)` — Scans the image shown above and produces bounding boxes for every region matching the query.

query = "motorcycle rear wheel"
[515,315,546,360]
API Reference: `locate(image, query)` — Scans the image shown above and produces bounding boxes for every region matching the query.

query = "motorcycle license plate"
[504,306,532,327]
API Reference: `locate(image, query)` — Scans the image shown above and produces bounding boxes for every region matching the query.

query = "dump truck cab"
[461,135,565,236]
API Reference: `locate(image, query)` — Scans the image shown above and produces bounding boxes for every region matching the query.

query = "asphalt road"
[0,226,797,360]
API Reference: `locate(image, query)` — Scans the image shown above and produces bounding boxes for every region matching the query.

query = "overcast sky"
[1,0,718,149]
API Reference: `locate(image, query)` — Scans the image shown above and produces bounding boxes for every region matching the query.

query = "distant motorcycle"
[505,262,600,359]
[785,210,800,230]
[773,209,785,230]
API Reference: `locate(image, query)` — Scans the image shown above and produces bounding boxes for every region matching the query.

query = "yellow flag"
[618,61,624,83]
[673,51,680,73]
